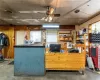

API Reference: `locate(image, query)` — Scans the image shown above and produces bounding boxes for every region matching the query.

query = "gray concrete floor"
[0,60,100,80]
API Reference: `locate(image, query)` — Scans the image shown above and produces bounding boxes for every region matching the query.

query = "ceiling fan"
[46,6,60,17]
[19,6,60,22]
[19,6,60,16]
[3,6,60,23]
[43,6,60,22]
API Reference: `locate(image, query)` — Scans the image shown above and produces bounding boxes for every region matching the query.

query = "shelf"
[77,33,88,36]
[59,41,66,43]
[59,33,71,34]
[59,36,72,38]
[76,40,84,41]
[59,40,72,42]
[65,36,72,38]
[76,44,85,47]
[77,35,84,36]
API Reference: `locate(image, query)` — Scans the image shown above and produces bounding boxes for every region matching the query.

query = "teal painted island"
[14,44,45,76]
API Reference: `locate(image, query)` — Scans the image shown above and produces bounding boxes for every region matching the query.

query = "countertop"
[14,44,45,48]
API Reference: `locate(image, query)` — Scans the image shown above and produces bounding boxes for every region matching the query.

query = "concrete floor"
[0,61,100,80]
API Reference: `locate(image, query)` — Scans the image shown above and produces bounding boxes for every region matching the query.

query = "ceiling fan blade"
[33,11,46,13]
[19,11,46,13]
[54,14,60,17]
[49,7,54,14]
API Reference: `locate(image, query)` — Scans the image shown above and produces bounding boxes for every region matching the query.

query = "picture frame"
[67,42,72,48]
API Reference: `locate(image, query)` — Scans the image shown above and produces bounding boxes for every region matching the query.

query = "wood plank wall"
[0,25,75,59]
[0,26,14,58]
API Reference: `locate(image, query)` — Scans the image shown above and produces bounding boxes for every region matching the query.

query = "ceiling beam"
[79,11,100,25]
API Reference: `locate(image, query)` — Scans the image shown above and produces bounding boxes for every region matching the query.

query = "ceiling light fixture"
[48,16,53,22]
[45,17,48,22]
[44,16,53,22]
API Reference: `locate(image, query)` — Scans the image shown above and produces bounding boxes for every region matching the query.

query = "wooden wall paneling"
[26,28,30,40]
[28,26,42,30]
[0,25,75,59]
[60,25,75,30]
[14,26,27,31]
[8,27,14,58]
[0,26,14,58]
[14,26,42,31]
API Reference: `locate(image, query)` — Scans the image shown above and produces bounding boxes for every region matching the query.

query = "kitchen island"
[14,44,45,76]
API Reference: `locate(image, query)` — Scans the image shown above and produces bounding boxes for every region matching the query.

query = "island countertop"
[14,44,45,48]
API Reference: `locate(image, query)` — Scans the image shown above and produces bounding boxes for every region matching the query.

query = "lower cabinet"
[45,53,85,70]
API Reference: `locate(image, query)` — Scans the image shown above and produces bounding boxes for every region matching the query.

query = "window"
[46,29,58,43]
[30,31,42,42]
[16,31,26,45]
[92,21,100,33]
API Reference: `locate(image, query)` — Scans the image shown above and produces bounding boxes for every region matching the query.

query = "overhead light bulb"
[48,19,51,22]
[45,17,48,21]
[49,16,53,21]
[41,17,45,20]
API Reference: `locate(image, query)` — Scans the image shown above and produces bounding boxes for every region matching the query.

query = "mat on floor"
[8,61,14,65]
[97,72,100,74]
